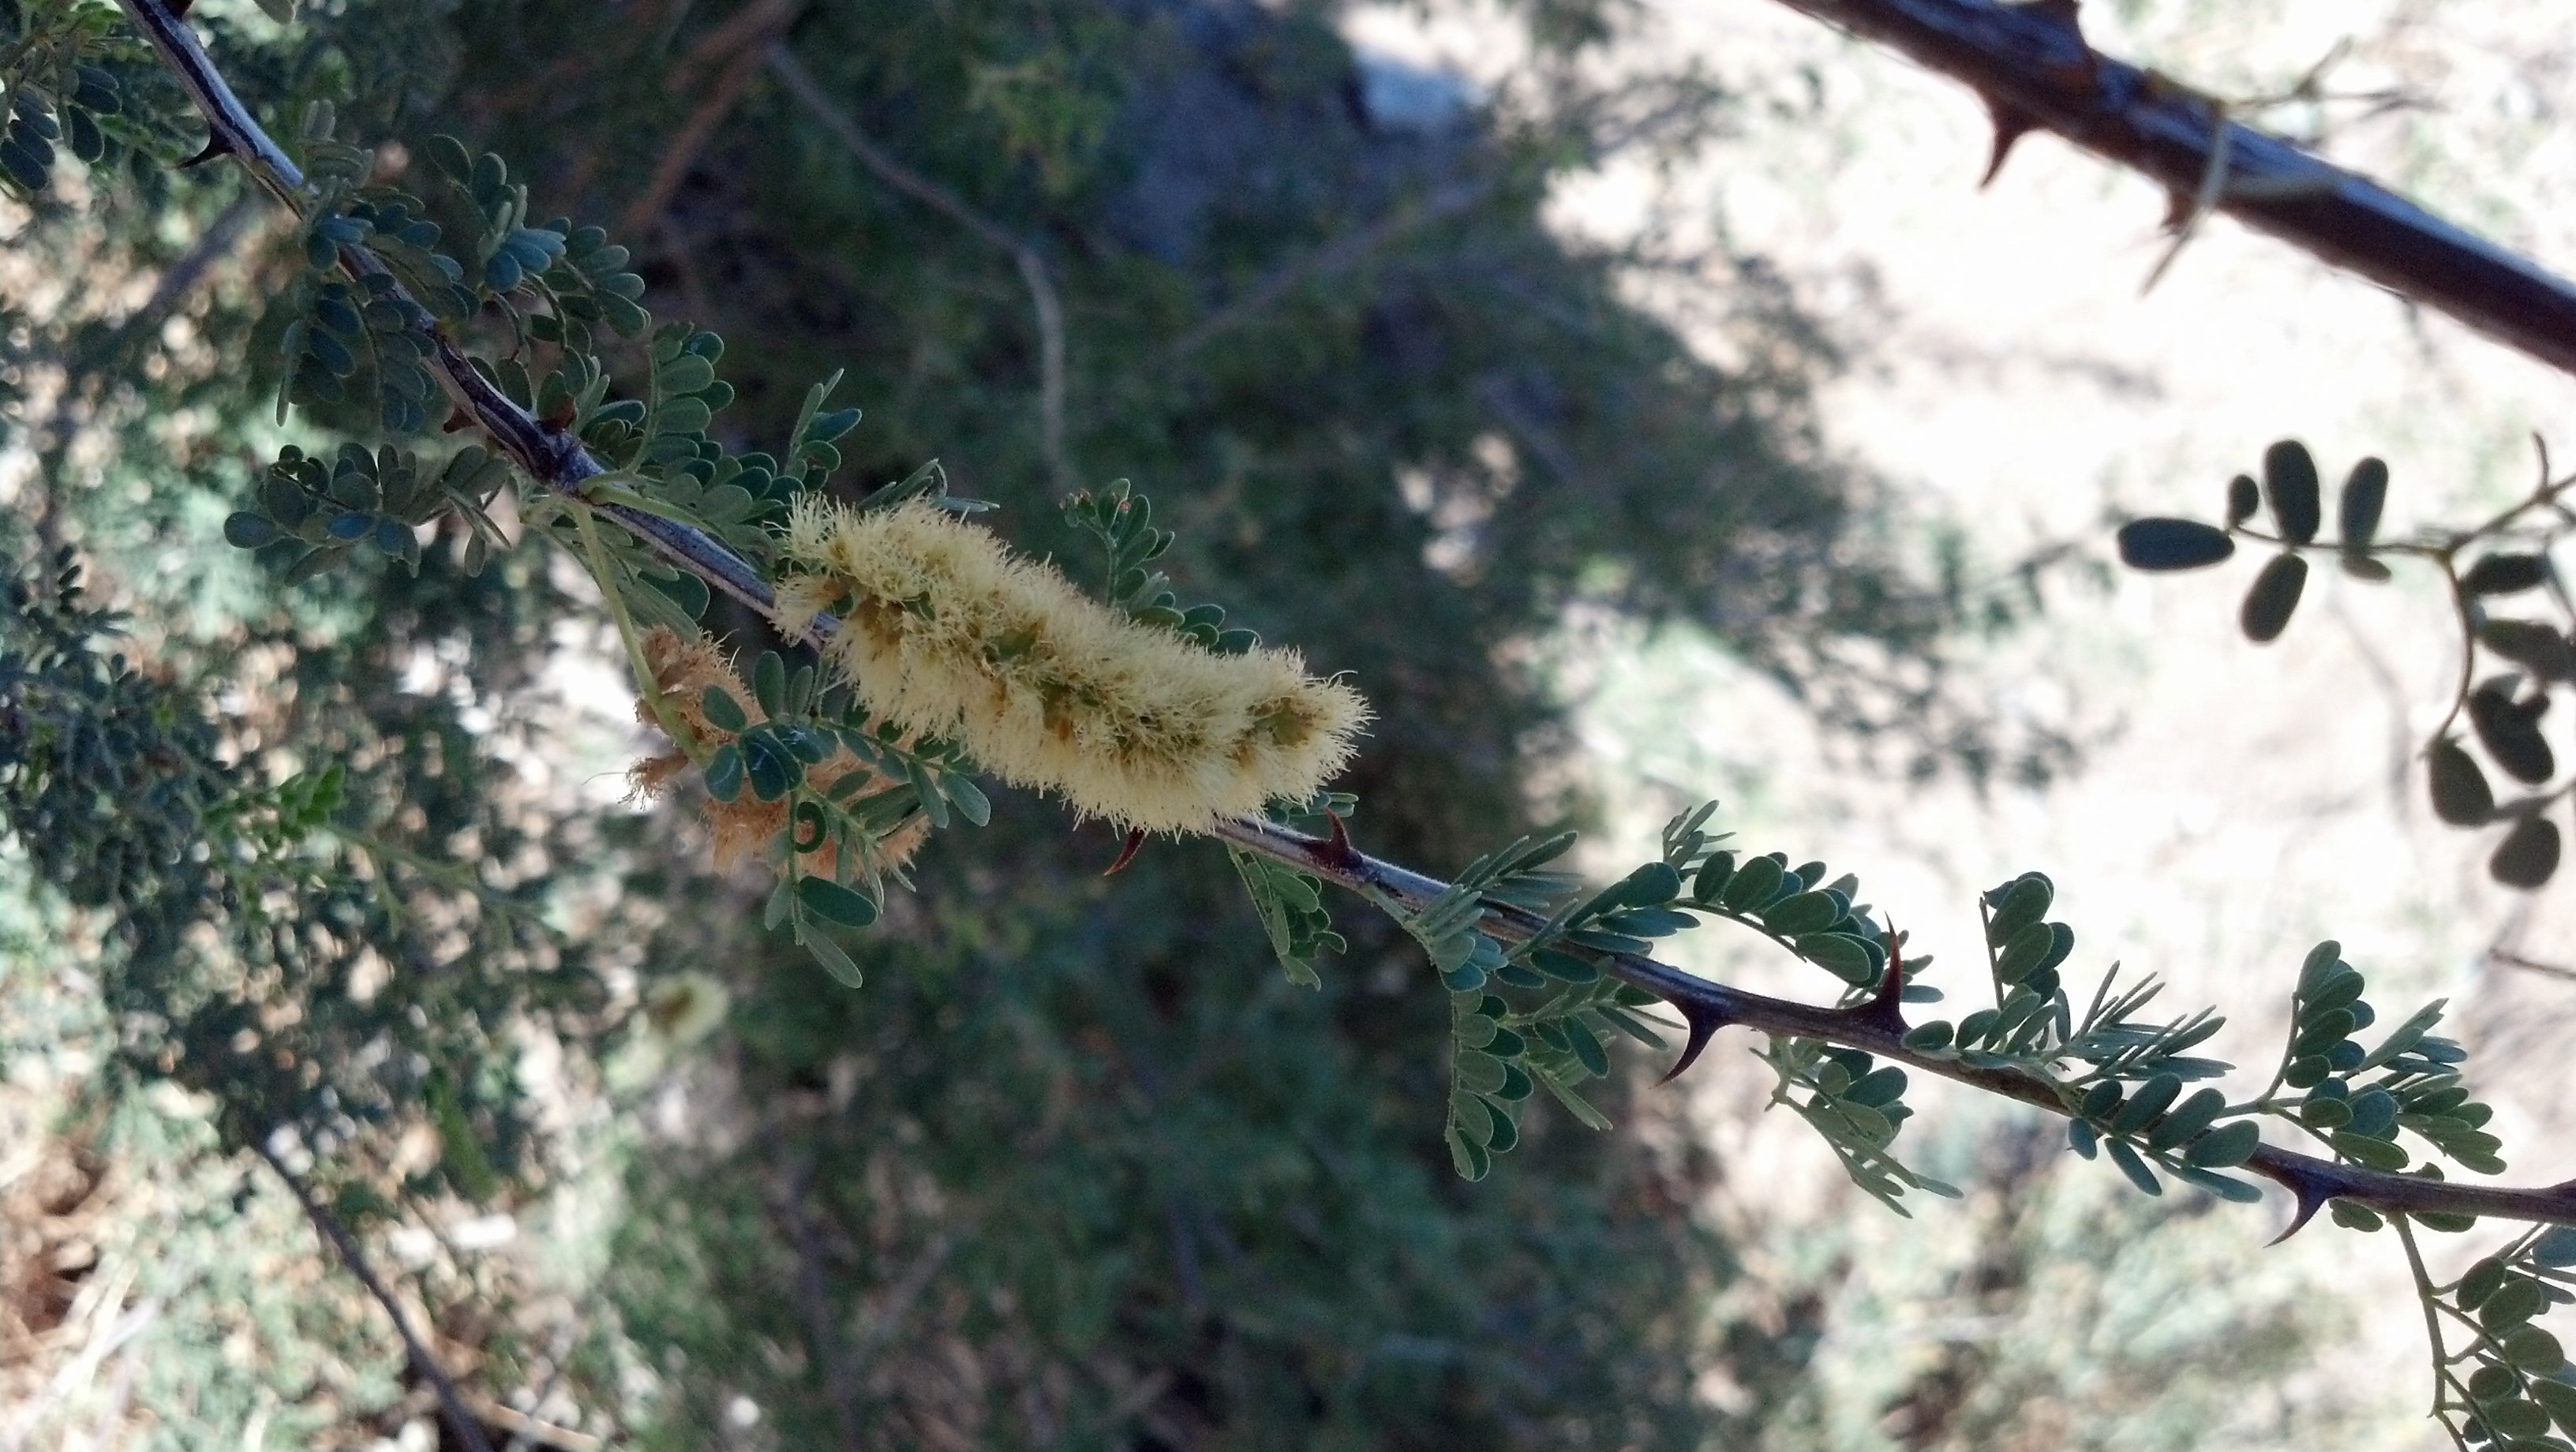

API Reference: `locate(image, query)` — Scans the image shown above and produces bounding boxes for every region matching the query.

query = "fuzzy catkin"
[772,498,1368,835]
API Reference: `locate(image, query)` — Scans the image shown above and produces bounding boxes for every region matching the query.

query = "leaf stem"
[2395,1215,2477,1452]
[571,502,703,764]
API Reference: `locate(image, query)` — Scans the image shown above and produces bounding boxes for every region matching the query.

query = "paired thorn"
[1314,809,1364,875]
[1852,920,1911,1036]
[1654,998,1736,1087]
[178,134,233,170]
[1976,0,2096,192]
[1103,826,1148,877]
[2157,187,2198,234]
[2267,1173,2335,1245]
[1979,100,2039,189]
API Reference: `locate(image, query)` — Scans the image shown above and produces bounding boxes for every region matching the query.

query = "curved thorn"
[1654,1000,1733,1087]
[2267,1175,2336,1245]
[1103,826,1148,877]
[1980,100,2039,189]
[178,133,234,170]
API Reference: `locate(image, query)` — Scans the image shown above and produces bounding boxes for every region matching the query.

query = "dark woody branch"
[1764,0,2576,380]
[1208,814,2576,1233]
[115,0,781,620]
[118,0,2576,1233]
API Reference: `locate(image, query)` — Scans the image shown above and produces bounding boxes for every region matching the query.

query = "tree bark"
[1765,0,2576,379]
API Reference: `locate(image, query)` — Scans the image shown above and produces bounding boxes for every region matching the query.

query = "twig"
[619,0,807,235]
[1204,812,2576,1230]
[121,0,2576,1235]
[252,1138,497,1452]
[477,1396,602,1452]
[777,1156,866,1451]
[1765,0,2576,380]
[848,1232,951,1367]
[764,43,1069,492]
[31,189,264,553]
[618,39,769,236]
[499,1316,587,1452]
[2488,949,2576,986]
[1163,178,1490,361]
[664,0,804,98]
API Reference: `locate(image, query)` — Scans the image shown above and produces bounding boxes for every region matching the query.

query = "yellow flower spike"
[774,497,1370,835]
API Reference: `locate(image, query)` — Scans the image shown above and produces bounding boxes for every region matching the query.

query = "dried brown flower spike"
[627,626,927,874]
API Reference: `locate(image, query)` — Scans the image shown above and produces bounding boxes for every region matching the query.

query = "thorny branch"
[118,0,2576,1242]
[1207,815,2576,1233]
[1763,0,2576,380]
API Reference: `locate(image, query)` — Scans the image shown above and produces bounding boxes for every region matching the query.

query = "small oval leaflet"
[2184,1120,2260,1169]
[2452,1369,2514,1400]
[2512,1327,2568,1373]
[2482,1278,2546,1332]
[1690,849,1735,904]
[1796,932,1878,985]
[224,512,280,548]
[702,743,746,803]
[2110,1072,2181,1136]
[2116,518,2234,571]
[1761,889,1842,936]
[2533,1381,2576,1438]
[2478,618,2576,680]
[2338,456,2388,547]
[1993,920,2056,984]
[2491,813,2561,891]
[2225,473,2260,526]
[795,874,879,927]
[2463,552,2550,595]
[1717,854,1785,912]
[2104,1137,2162,1196]
[2238,552,2307,643]
[1983,871,2053,944]
[2428,738,2494,826]
[2458,1257,2509,1309]
[2481,1399,2550,1440]
[2467,683,2554,784]
[2263,440,2323,544]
